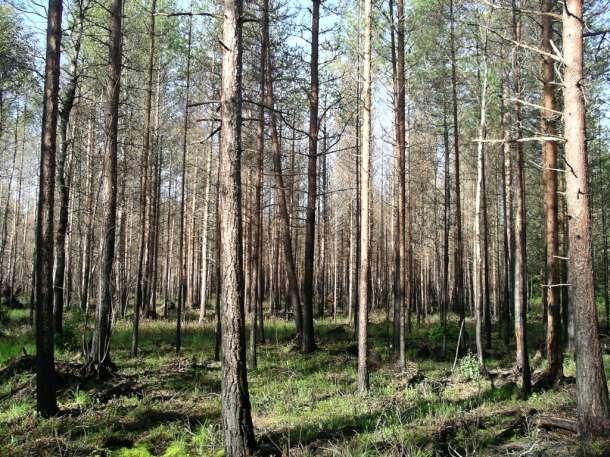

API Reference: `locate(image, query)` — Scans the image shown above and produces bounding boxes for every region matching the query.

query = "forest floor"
[1,303,609,456]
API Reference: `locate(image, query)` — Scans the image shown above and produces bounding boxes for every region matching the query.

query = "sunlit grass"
[0,300,608,456]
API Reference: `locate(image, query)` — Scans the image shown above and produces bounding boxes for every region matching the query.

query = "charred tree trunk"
[301,0,320,354]
[35,0,62,417]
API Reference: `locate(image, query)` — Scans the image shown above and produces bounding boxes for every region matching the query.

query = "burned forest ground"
[1,301,609,456]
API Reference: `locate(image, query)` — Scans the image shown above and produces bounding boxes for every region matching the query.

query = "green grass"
[0,303,608,456]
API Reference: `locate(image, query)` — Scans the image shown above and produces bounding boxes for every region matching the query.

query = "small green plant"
[113,445,152,457]
[426,323,458,347]
[0,401,31,423]
[458,352,481,381]
[71,388,90,407]
[56,307,85,351]
[192,421,221,453]
[162,440,187,457]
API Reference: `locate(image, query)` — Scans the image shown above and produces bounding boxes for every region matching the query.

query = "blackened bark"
[35,0,62,417]
[301,0,320,354]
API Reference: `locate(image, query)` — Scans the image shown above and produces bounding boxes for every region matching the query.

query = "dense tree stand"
[3,0,610,452]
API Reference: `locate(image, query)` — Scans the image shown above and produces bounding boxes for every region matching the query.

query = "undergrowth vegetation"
[0,304,609,456]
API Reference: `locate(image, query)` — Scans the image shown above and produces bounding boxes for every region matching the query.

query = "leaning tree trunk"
[264,4,302,346]
[86,0,122,375]
[35,0,62,417]
[562,0,610,436]
[218,0,256,453]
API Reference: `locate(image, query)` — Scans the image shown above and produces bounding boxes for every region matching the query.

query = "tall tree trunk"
[8,111,25,306]
[474,32,488,368]
[602,180,609,332]
[301,0,320,353]
[86,0,122,374]
[199,135,213,323]
[164,146,174,317]
[540,0,562,382]
[320,122,328,318]
[0,117,18,284]
[176,16,193,353]
[35,0,62,417]
[148,78,162,317]
[134,0,156,338]
[54,1,85,334]
[449,0,464,324]
[389,0,399,347]
[264,5,302,346]
[358,0,372,394]
[80,110,95,312]
[249,3,267,364]
[1,115,18,287]
[218,0,256,452]
[562,0,610,435]
[392,0,407,370]
[511,0,531,396]
[500,83,513,347]
[442,101,450,356]
[188,156,200,309]
[214,143,222,361]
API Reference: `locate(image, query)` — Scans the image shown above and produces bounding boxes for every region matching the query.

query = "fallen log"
[535,415,578,433]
